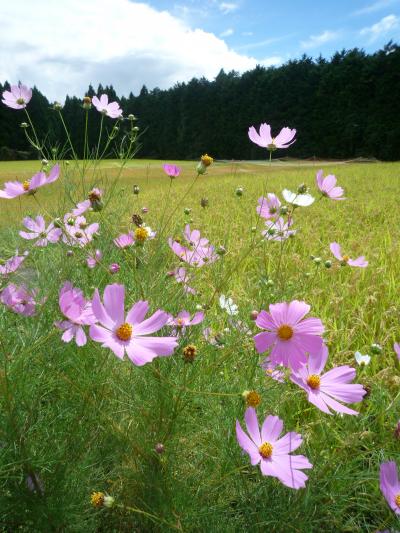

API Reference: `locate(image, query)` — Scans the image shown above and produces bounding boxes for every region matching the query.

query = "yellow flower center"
[201,154,213,167]
[74,231,83,238]
[116,322,133,341]
[277,324,294,341]
[183,344,197,362]
[396,494,400,507]
[245,390,261,408]
[177,318,185,328]
[90,491,104,508]
[259,442,273,459]
[23,180,30,191]
[342,255,350,262]
[16,97,25,105]
[134,227,148,242]
[307,374,321,389]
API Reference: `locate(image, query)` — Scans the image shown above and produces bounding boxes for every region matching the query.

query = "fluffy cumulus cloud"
[360,14,399,41]
[0,0,259,101]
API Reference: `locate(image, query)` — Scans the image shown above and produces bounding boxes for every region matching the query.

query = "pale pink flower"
[0,251,28,276]
[170,267,196,294]
[63,215,99,247]
[19,216,62,246]
[262,217,296,241]
[290,344,366,415]
[72,188,103,216]
[55,282,96,346]
[2,84,32,109]
[168,225,218,267]
[254,300,324,371]
[167,310,204,334]
[89,284,178,365]
[316,170,345,200]
[330,242,368,267]
[92,94,122,118]
[248,123,296,151]
[114,231,134,248]
[87,250,102,269]
[236,408,312,489]
[0,283,37,316]
[0,165,60,199]
[394,343,400,360]
[163,164,181,178]
[380,461,400,515]
[257,194,281,219]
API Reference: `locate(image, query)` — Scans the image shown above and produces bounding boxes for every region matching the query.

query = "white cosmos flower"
[354,351,371,366]
[219,294,238,316]
[282,189,315,206]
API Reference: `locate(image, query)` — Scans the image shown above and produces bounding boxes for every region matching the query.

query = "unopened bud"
[82,96,92,109]
[297,183,308,194]
[155,443,165,454]
[184,207,191,215]
[324,260,332,268]
[216,246,227,256]
[235,187,244,197]
[370,343,382,355]
[279,205,288,215]
[250,310,259,321]
[133,185,140,195]
[20,122,29,129]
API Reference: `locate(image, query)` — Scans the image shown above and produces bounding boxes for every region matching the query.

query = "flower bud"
[200,197,209,208]
[66,250,74,257]
[195,304,203,311]
[103,495,115,508]
[235,187,244,197]
[20,122,28,129]
[216,246,227,256]
[279,205,288,216]
[370,343,382,355]
[109,263,120,274]
[41,159,48,166]
[184,207,191,215]
[313,257,322,265]
[133,185,140,195]
[251,226,257,233]
[324,260,332,268]
[53,102,63,111]
[132,126,139,132]
[128,114,137,121]
[53,217,63,228]
[141,207,149,214]
[250,310,259,321]
[82,96,92,109]
[266,279,274,287]
[297,183,308,194]
[155,443,165,454]
[196,162,207,175]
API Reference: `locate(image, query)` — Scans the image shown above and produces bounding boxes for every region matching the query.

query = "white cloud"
[300,30,340,49]
[360,14,399,41]
[0,0,259,101]
[259,56,282,67]
[219,2,239,14]
[353,0,399,16]
[220,28,234,37]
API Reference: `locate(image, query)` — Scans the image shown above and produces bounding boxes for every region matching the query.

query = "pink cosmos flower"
[114,231,134,248]
[87,250,102,269]
[316,170,345,200]
[55,282,96,346]
[19,216,62,247]
[330,242,368,268]
[380,461,400,514]
[63,215,99,247]
[0,283,37,316]
[92,94,122,118]
[236,407,312,489]
[163,164,181,178]
[168,225,218,267]
[248,123,296,151]
[109,263,120,274]
[89,284,178,365]
[257,194,281,219]
[2,84,32,109]
[167,310,204,334]
[0,164,60,199]
[262,217,296,241]
[261,357,285,383]
[394,343,400,360]
[290,344,366,415]
[254,300,324,371]
[170,267,196,294]
[0,251,28,276]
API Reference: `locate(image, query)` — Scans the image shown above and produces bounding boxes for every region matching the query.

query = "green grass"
[0,158,399,532]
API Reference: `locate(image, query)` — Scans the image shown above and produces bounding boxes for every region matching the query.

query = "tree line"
[1,42,399,161]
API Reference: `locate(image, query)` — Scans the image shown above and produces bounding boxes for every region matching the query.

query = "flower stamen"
[259,442,273,459]
[277,324,293,341]
[307,374,321,389]
[116,322,133,341]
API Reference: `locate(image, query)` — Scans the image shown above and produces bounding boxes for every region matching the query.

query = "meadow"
[1,127,400,530]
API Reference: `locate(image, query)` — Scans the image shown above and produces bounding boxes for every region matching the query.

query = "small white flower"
[282,189,315,206]
[219,294,238,316]
[354,351,371,366]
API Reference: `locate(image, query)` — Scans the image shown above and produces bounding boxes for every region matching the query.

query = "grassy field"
[0,158,399,532]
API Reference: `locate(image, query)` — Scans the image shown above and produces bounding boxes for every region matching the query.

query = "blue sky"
[0,0,399,100]
[151,0,400,62]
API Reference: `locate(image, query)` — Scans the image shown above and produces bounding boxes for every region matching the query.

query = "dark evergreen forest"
[1,43,399,161]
